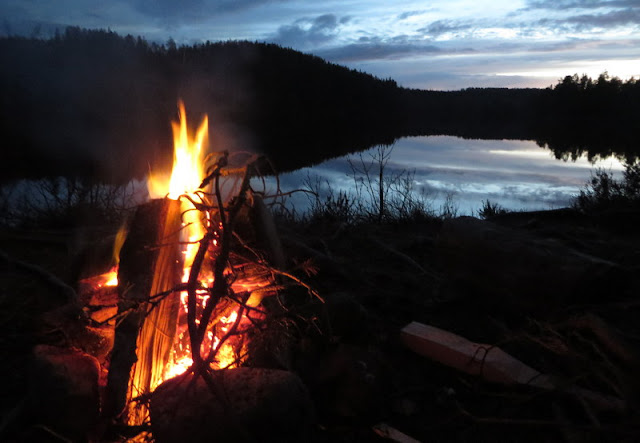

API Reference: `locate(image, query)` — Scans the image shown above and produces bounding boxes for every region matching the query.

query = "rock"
[29,345,100,441]
[150,368,314,443]
[79,325,115,364]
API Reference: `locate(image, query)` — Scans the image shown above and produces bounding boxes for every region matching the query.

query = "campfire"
[12,100,321,442]
[81,101,299,433]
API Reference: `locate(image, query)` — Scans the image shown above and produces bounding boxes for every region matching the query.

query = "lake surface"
[262,136,625,216]
[3,136,626,222]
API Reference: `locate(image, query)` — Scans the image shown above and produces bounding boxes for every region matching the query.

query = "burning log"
[103,198,184,424]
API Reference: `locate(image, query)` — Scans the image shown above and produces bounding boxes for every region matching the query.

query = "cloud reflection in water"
[259,136,624,216]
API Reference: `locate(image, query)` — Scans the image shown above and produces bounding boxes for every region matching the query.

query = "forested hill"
[0,28,404,182]
[1,27,639,183]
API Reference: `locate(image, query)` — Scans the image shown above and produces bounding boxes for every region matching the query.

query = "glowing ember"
[103,268,119,287]
[85,265,119,289]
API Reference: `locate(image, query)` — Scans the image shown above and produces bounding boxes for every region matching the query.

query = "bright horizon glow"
[489,149,554,158]
[496,59,640,81]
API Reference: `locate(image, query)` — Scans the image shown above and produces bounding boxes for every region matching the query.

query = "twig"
[268,268,324,303]
[33,425,74,443]
[259,189,317,200]
[368,236,439,279]
[0,396,27,438]
[205,302,247,366]
[196,157,257,346]
[0,249,77,303]
[187,232,214,368]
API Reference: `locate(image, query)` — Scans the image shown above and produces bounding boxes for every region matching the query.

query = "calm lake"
[3,135,625,220]
[264,135,625,216]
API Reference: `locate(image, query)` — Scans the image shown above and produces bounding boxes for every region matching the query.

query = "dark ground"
[1,208,640,442]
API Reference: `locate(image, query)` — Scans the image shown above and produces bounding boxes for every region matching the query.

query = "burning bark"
[103,198,184,424]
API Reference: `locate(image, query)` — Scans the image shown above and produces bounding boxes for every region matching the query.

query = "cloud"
[133,0,289,19]
[316,39,441,62]
[533,7,640,33]
[564,8,640,28]
[133,0,205,19]
[397,9,431,20]
[524,0,638,11]
[0,18,67,38]
[270,14,346,48]
[417,19,473,38]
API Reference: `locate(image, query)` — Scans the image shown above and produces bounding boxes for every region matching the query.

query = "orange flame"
[145,101,250,386]
[148,100,207,270]
[148,100,208,200]
[100,222,129,288]
[103,268,119,287]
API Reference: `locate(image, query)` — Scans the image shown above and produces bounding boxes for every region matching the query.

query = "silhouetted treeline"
[535,73,640,163]
[1,28,638,183]
[400,74,640,163]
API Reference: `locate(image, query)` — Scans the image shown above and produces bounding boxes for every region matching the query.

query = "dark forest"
[1,27,639,183]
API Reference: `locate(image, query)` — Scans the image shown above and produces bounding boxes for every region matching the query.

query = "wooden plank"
[373,422,421,443]
[401,321,546,386]
[401,321,626,412]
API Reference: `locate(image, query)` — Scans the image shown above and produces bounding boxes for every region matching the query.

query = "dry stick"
[226,290,270,315]
[193,169,231,348]
[0,396,27,439]
[196,158,256,347]
[185,154,254,375]
[458,405,639,438]
[147,282,190,303]
[269,268,324,303]
[97,281,189,327]
[232,231,266,264]
[33,425,74,443]
[205,302,247,366]
[185,154,229,370]
[0,250,77,303]
[368,236,439,278]
[229,234,322,302]
[260,188,316,200]
[191,155,255,436]
[187,231,213,369]
[180,194,211,212]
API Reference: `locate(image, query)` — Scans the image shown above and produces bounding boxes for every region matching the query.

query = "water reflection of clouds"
[264,136,624,216]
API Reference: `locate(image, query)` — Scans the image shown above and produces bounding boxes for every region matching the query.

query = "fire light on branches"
[102,99,316,434]
[142,101,258,390]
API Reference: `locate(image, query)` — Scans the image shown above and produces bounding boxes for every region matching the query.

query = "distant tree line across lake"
[1,27,638,183]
